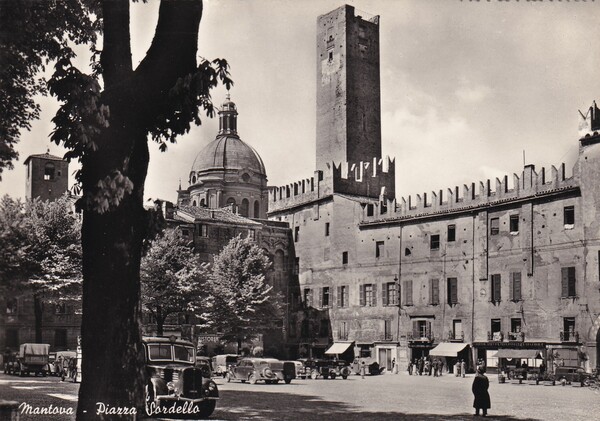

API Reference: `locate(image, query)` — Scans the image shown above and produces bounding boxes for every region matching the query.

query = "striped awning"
[325,342,353,355]
[429,343,468,357]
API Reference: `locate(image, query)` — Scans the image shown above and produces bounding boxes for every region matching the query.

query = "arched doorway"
[240,198,249,217]
[254,200,260,218]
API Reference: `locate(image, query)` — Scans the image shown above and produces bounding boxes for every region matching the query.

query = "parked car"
[3,351,17,375]
[554,366,593,386]
[195,356,213,378]
[143,336,219,418]
[297,358,350,380]
[212,354,239,378]
[289,360,307,379]
[11,344,50,376]
[226,357,295,384]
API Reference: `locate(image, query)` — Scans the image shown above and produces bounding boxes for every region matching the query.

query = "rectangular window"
[430,234,440,250]
[384,320,393,340]
[6,328,19,348]
[325,222,330,237]
[337,285,348,308]
[563,317,576,341]
[294,226,300,242]
[509,215,519,233]
[322,287,330,308]
[447,278,458,305]
[412,320,431,339]
[248,229,255,240]
[490,217,500,235]
[303,288,312,307]
[375,241,385,258]
[360,284,377,307]
[6,298,17,314]
[564,206,575,226]
[199,224,208,237]
[338,321,348,340]
[491,274,501,303]
[447,225,456,242]
[342,251,348,265]
[54,329,68,348]
[491,319,502,340]
[561,267,576,297]
[511,318,522,333]
[383,282,398,306]
[510,272,522,301]
[403,280,413,306]
[367,204,374,217]
[429,279,440,305]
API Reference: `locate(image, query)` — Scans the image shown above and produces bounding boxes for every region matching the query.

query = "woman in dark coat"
[472,367,491,416]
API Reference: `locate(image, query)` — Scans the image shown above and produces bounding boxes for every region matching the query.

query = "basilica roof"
[190,134,266,176]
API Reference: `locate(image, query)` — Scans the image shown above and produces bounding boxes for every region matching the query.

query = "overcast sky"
[3,0,600,204]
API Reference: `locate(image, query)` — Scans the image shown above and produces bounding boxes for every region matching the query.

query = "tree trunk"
[156,306,164,336]
[75,1,204,419]
[33,294,43,343]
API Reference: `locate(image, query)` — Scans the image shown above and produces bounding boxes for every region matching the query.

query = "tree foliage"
[140,229,208,335]
[206,235,282,345]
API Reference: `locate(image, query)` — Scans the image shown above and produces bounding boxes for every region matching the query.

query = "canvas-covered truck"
[13,343,50,376]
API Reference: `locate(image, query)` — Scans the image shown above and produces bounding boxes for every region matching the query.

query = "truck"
[12,343,50,376]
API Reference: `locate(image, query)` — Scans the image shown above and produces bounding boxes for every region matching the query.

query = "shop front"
[429,342,470,374]
[473,341,547,374]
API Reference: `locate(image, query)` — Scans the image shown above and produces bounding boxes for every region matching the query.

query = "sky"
[2,0,600,204]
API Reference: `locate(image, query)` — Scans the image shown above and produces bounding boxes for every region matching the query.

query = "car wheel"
[285,378,292,384]
[273,380,280,384]
[310,371,318,380]
[323,373,329,380]
[198,400,216,419]
[265,380,272,384]
[583,378,591,387]
[560,378,567,386]
[225,373,232,383]
[330,372,336,380]
[249,374,258,384]
[342,375,348,380]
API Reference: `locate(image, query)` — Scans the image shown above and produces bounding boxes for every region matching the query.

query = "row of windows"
[6,301,73,315]
[4,328,69,349]
[301,267,577,309]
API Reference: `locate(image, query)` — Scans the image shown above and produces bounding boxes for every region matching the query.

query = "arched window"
[274,250,285,271]
[240,198,249,217]
[254,200,260,218]
[192,200,197,206]
[226,197,236,212]
[242,173,250,183]
[199,199,206,207]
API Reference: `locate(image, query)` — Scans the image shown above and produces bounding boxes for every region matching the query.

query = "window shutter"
[561,268,568,298]
[382,283,388,306]
[433,279,439,304]
[337,286,342,307]
[407,280,413,305]
[318,288,322,308]
[412,320,419,338]
[426,321,432,338]
[568,267,576,296]
[513,272,521,301]
[344,286,348,308]
[450,279,458,304]
[372,283,377,306]
[429,279,433,304]
[359,284,365,306]
[491,275,501,302]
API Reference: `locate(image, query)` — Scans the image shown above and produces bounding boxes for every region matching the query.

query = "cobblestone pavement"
[1,372,599,420]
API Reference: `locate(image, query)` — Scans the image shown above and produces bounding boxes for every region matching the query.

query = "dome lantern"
[219,92,238,136]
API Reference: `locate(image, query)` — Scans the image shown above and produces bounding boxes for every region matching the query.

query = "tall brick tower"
[316,5,381,171]
[24,150,69,201]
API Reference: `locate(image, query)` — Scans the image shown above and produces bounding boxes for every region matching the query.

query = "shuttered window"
[429,279,439,305]
[404,280,413,306]
[561,267,576,297]
[510,272,522,301]
[491,274,501,303]
[336,285,348,307]
[447,278,458,305]
[360,284,376,307]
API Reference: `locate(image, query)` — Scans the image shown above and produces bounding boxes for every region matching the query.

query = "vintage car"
[10,343,50,376]
[554,366,593,386]
[226,357,295,384]
[212,354,239,378]
[288,360,307,379]
[3,351,17,375]
[350,358,384,376]
[195,356,213,378]
[298,358,350,380]
[143,336,219,418]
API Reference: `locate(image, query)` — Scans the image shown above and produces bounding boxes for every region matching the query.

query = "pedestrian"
[360,361,366,379]
[461,360,466,378]
[413,359,418,375]
[425,359,430,376]
[454,360,460,377]
[472,366,491,417]
[408,359,413,375]
[433,359,439,377]
[418,358,424,375]
[439,359,444,376]
[391,358,396,373]
[539,360,546,376]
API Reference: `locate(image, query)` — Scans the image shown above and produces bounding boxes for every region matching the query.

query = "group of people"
[453,359,467,377]
[53,355,77,381]
[407,357,445,377]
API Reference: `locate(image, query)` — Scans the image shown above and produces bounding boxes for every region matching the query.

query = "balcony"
[447,331,464,342]
[407,332,434,342]
[507,331,525,342]
[380,333,394,342]
[487,331,504,341]
[560,330,579,343]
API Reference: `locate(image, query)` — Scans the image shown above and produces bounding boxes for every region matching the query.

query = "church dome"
[191,135,266,175]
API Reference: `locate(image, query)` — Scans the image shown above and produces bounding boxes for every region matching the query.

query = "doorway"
[378,348,392,370]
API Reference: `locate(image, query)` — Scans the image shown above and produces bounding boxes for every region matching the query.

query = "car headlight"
[207,381,217,392]
[264,368,273,377]
[167,381,176,395]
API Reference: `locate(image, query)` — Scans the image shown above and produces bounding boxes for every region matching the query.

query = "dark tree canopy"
[1,1,231,419]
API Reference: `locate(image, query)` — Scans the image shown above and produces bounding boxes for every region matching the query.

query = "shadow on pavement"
[210,390,541,421]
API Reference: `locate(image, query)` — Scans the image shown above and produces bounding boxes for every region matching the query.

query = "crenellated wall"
[361,162,577,223]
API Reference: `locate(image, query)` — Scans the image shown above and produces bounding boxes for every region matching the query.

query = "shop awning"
[325,342,353,355]
[429,342,468,357]
[492,349,543,359]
